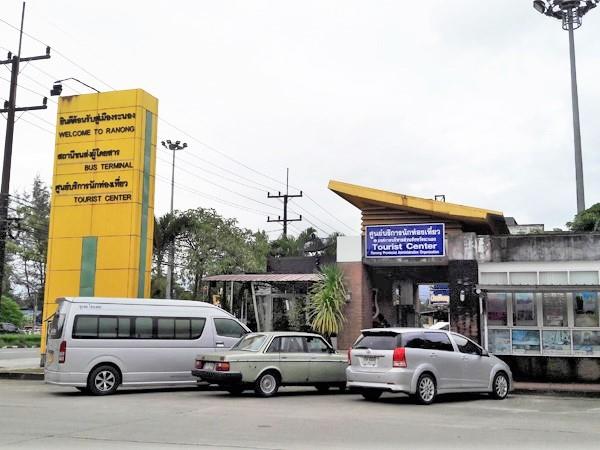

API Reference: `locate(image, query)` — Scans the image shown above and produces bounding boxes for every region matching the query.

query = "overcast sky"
[1,0,599,237]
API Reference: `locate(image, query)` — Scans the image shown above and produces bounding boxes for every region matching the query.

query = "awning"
[203,273,322,282]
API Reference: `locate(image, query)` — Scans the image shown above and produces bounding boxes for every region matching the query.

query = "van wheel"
[254,372,279,397]
[491,372,509,400]
[88,365,120,396]
[415,373,436,405]
[361,389,382,401]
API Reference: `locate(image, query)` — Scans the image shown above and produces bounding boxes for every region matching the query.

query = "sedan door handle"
[281,356,289,360]
[216,342,225,348]
[429,353,437,358]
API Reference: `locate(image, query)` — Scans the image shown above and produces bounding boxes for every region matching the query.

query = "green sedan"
[191,331,347,397]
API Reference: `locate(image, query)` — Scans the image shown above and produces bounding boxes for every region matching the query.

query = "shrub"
[0,296,25,328]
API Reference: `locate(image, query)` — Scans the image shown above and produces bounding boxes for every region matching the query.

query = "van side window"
[134,317,153,339]
[191,319,206,339]
[402,332,426,349]
[73,316,98,338]
[214,318,246,338]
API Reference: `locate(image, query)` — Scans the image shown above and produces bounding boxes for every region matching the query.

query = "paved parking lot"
[1,380,600,449]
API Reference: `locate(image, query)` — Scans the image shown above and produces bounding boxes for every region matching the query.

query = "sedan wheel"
[88,365,120,396]
[491,372,509,400]
[415,374,436,405]
[254,372,279,397]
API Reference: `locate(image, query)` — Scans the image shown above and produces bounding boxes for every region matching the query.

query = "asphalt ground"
[0,348,39,370]
[1,380,600,449]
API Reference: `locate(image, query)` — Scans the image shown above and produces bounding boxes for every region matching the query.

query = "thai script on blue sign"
[365,223,445,258]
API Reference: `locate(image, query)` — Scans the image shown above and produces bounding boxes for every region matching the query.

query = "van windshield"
[231,333,267,351]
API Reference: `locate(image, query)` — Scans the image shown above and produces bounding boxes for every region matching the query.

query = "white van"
[45,297,250,395]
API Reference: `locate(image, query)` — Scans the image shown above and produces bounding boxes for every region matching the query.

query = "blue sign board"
[365,223,445,258]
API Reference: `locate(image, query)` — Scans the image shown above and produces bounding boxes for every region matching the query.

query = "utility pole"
[0,2,50,308]
[160,139,187,299]
[267,168,302,238]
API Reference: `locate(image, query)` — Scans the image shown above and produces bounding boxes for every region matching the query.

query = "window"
[487,293,508,326]
[574,292,599,327]
[49,313,65,339]
[306,336,330,353]
[480,272,508,284]
[573,330,600,355]
[452,334,481,355]
[118,317,131,337]
[157,318,175,339]
[175,319,190,339]
[73,316,97,338]
[514,293,536,326]
[488,329,511,354]
[214,318,246,338]
[279,336,305,353]
[232,333,267,352]
[267,337,281,353]
[134,317,153,339]
[98,317,117,338]
[354,333,400,350]
[509,272,537,285]
[511,329,540,354]
[539,271,568,285]
[424,332,453,352]
[191,319,206,339]
[401,332,426,349]
[570,271,599,285]
[542,293,567,327]
[542,330,571,355]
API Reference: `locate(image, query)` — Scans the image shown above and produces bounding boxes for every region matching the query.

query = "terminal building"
[330,180,600,381]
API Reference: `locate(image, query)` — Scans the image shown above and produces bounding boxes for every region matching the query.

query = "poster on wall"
[542,330,571,355]
[511,329,540,354]
[573,330,600,356]
[365,223,445,258]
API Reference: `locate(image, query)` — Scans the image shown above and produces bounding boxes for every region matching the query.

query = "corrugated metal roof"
[203,273,322,282]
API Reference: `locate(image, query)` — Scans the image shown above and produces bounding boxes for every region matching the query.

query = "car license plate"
[204,362,215,371]
[360,356,377,368]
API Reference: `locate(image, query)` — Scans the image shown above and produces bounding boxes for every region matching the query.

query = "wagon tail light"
[393,347,407,368]
[195,359,203,369]
[58,341,67,364]
[215,362,230,372]
[347,349,352,365]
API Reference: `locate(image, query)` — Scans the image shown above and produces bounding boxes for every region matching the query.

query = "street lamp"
[49,78,100,96]
[533,0,599,213]
[160,139,187,299]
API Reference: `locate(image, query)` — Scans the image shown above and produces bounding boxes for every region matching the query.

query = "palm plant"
[308,264,347,338]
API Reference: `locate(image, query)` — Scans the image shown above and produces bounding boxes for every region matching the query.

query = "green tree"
[308,265,347,338]
[567,203,600,231]
[0,296,25,327]
[8,176,50,309]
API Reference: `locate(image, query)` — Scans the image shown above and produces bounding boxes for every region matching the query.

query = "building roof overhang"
[328,180,509,235]
[203,273,322,283]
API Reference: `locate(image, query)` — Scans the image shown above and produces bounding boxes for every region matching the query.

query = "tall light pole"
[533,0,598,213]
[161,139,187,299]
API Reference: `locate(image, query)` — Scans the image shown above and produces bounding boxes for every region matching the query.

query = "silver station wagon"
[347,328,512,405]
[192,332,347,397]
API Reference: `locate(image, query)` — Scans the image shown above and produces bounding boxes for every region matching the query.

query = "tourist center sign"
[365,223,445,258]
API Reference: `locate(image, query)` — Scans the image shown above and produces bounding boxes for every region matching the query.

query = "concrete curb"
[0,370,44,381]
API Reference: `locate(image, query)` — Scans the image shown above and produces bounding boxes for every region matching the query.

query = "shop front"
[330,180,600,381]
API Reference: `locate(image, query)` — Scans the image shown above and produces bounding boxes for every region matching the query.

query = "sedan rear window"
[354,333,400,350]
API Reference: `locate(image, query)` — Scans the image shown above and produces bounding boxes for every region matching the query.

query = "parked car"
[346,328,512,405]
[0,322,20,333]
[192,331,347,397]
[44,297,250,395]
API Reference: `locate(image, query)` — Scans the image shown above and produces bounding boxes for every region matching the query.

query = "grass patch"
[0,334,41,348]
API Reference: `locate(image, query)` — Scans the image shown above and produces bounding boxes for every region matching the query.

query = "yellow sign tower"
[42,89,158,353]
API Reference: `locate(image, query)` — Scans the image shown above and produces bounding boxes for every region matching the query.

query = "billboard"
[42,89,158,352]
[365,223,445,258]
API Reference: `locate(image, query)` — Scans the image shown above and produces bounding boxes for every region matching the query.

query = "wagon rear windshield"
[353,332,400,350]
